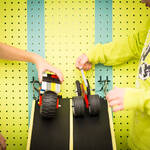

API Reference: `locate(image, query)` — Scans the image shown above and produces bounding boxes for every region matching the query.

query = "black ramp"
[30,99,69,150]
[73,99,113,150]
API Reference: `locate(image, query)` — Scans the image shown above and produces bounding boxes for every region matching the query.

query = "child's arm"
[76,29,148,70]
[87,30,147,66]
[0,42,64,83]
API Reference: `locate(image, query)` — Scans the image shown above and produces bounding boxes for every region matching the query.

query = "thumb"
[38,71,43,83]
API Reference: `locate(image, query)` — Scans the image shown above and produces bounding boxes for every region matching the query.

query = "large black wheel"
[76,80,82,96]
[40,91,58,118]
[72,96,85,117]
[88,95,100,116]
[86,79,90,96]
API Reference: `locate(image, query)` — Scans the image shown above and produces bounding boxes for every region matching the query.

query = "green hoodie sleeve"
[87,30,148,66]
[124,88,150,116]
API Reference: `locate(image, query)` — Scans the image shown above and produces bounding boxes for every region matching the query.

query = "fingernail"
[79,66,82,69]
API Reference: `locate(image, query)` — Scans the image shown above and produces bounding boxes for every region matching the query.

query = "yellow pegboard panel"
[0,1,28,150]
[112,0,150,149]
[45,0,95,98]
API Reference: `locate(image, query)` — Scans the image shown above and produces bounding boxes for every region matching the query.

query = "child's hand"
[106,87,125,112]
[0,134,6,150]
[34,55,64,83]
[76,54,92,70]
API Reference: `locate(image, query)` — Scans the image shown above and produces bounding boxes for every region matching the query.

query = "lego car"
[38,73,62,118]
[72,70,101,117]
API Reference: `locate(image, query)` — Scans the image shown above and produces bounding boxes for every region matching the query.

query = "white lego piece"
[42,73,47,77]
[56,84,60,93]
[42,81,47,90]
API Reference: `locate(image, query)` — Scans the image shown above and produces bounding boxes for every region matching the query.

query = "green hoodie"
[87,19,150,150]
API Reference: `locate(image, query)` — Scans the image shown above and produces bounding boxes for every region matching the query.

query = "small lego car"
[72,70,101,117]
[38,73,62,118]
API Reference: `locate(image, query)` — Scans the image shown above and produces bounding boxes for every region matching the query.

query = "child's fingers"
[52,68,64,83]
[75,55,83,69]
[106,91,113,101]
[38,71,43,83]
[83,64,89,71]
[106,93,117,102]
[56,72,64,83]
[113,105,124,112]
[83,62,92,71]
[106,87,119,101]
[75,62,82,70]
[80,57,88,67]
[75,59,80,68]
[109,99,120,107]
[76,54,89,70]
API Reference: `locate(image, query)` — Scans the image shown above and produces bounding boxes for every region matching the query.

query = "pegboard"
[0,0,28,150]
[95,0,113,98]
[113,0,150,150]
[45,0,95,98]
[27,0,45,123]
[0,0,149,150]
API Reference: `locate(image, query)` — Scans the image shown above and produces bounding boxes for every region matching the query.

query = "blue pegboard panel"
[27,0,45,123]
[95,0,112,98]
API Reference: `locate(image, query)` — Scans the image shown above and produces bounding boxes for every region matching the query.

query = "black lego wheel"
[88,95,100,116]
[72,96,85,117]
[76,80,82,96]
[86,79,90,96]
[40,91,58,118]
